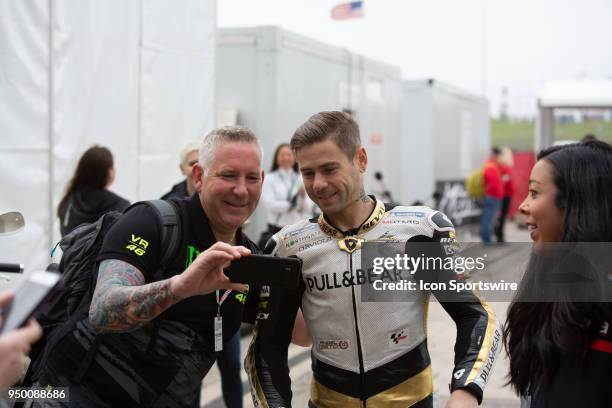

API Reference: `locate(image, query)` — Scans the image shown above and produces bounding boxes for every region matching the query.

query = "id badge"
[214,316,223,352]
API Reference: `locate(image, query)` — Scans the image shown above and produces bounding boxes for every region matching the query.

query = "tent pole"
[47,0,55,252]
[136,0,142,200]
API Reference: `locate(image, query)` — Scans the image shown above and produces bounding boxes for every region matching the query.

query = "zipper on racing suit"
[349,253,367,407]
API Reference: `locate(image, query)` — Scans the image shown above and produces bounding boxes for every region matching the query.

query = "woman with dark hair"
[58,145,129,236]
[259,143,312,247]
[504,140,612,407]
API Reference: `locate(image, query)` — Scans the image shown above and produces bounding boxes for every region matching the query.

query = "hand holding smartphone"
[225,254,302,289]
[0,270,61,335]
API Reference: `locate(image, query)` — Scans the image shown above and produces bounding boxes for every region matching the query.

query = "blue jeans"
[193,331,242,408]
[480,196,501,244]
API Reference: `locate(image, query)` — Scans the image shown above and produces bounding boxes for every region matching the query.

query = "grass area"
[490,119,612,151]
[490,119,534,151]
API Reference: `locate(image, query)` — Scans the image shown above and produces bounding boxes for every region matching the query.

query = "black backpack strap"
[141,200,181,353]
[143,200,180,271]
[72,334,103,383]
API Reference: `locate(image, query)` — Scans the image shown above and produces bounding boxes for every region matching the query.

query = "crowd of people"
[0,113,610,408]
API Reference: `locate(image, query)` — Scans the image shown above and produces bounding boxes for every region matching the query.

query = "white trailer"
[217,26,402,237]
[401,79,490,225]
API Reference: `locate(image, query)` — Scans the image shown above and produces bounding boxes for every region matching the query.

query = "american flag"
[330,1,364,20]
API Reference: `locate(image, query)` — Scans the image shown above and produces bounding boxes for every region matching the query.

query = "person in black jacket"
[505,140,612,407]
[161,142,200,200]
[57,145,129,236]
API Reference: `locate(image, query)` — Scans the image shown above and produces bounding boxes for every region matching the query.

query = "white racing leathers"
[246,198,502,407]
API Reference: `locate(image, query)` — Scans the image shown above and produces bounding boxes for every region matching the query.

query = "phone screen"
[226,254,302,288]
[0,270,60,334]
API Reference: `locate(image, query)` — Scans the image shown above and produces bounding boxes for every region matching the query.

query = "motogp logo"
[389,330,407,345]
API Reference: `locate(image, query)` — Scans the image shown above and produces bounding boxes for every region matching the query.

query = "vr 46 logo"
[126,235,149,256]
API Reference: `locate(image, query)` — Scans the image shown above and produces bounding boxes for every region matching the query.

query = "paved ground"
[201,221,531,407]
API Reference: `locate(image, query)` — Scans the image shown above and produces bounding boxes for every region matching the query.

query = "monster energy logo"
[186,245,200,267]
[185,244,249,303]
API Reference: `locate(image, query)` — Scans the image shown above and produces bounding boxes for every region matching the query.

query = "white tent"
[536,80,612,151]
[0,0,216,273]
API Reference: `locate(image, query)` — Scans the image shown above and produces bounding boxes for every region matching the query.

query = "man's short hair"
[291,111,361,159]
[199,126,263,171]
[582,134,597,142]
[179,142,200,165]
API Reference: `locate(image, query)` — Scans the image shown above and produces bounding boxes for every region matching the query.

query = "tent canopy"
[535,80,612,151]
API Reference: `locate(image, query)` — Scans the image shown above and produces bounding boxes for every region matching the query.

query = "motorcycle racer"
[246,111,502,408]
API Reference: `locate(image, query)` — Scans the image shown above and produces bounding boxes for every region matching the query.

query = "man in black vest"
[161,141,200,200]
[32,126,264,407]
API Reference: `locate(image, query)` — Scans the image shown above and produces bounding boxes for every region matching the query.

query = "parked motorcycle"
[0,211,25,283]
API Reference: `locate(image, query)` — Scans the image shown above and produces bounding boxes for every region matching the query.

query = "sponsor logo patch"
[389,211,426,218]
[389,329,408,346]
[318,340,350,351]
[382,219,420,225]
[360,203,385,233]
[285,231,320,248]
[454,368,466,380]
[286,224,317,238]
[305,268,409,292]
[126,234,149,256]
[297,236,332,253]
[338,236,364,253]
[478,327,501,385]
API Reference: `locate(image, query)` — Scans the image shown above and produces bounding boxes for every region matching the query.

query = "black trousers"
[495,196,512,242]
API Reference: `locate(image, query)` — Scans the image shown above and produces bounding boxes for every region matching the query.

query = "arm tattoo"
[89,259,181,332]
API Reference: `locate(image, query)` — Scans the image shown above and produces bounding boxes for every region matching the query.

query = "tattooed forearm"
[89,259,181,333]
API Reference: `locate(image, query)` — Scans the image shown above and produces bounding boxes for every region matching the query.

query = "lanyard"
[215,289,232,317]
[278,171,298,200]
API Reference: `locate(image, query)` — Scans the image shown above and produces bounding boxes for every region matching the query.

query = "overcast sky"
[218,0,612,117]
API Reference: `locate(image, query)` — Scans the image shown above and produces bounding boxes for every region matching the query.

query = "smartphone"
[225,254,302,289]
[0,270,61,334]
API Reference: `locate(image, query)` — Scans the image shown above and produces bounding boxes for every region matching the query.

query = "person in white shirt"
[259,143,313,247]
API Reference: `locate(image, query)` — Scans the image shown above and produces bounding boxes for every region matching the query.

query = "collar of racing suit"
[317,196,386,254]
[318,196,386,238]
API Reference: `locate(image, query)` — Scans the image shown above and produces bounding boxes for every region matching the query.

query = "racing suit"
[246,197,502,407]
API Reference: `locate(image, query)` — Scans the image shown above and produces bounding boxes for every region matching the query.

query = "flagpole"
[481,0,487,97]
[330,1,366,114]
[358,1,366,117]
